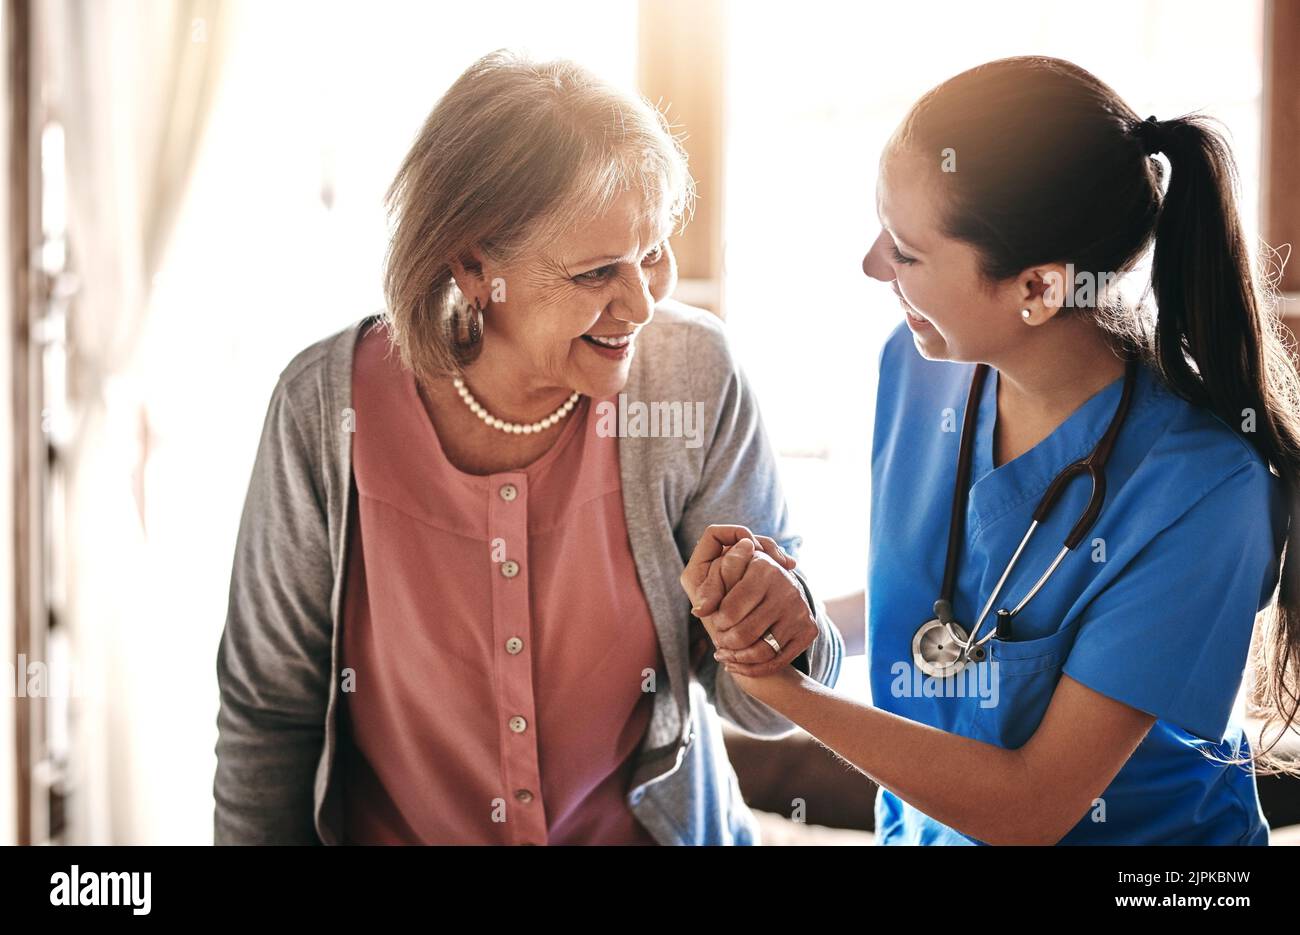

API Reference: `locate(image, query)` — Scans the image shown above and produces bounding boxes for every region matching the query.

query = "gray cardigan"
[214,299,844,845]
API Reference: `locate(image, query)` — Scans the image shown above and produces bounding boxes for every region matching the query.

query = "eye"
[573,264,616,285]
[572,243,667,284]
[890,243,918,266]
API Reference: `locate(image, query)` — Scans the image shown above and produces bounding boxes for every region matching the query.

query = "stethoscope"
[911,358,1139,679]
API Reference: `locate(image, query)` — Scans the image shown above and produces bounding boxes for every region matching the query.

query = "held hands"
[679,525,818,693]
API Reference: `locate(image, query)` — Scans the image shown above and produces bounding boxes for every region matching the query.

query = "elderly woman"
[213,51,843,846]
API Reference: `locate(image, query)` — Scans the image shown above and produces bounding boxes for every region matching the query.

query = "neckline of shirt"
[407,373,602,488]
[967,361,1155,534]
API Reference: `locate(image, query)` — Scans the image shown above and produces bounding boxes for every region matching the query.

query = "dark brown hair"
[897,56,1300,773]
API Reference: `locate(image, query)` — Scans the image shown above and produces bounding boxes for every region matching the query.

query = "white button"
[501,559,520,578]
[499,483,518,502]
[514,788,534,803]
[505,637,524,655]
[509,715,527,733]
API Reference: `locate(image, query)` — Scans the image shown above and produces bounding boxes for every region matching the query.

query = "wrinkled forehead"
[538,186,675,265]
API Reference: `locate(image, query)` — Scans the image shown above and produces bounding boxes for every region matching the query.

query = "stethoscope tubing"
[938,358,1139,658]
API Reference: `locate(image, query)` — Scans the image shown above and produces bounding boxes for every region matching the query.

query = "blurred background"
[2,0,1298,844]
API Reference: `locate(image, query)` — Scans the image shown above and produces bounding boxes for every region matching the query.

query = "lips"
[581,333,634,348]
[893,288,928,324]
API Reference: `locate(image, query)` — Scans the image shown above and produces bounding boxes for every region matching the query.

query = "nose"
[609,266,655,326]
[862,229,896,283]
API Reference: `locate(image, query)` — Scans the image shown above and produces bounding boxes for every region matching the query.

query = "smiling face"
[861,146,1032,364]
[455,188,677,401]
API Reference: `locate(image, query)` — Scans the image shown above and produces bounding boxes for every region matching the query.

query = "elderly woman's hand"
[680,525,819,678]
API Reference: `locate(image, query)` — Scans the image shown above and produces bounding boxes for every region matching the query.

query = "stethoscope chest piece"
[912,618,981,679]
[911,359,1137,682]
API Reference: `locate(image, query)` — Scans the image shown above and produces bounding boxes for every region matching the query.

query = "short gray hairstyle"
[382,50,695,380]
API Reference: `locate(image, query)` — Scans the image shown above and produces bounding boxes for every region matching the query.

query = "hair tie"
[1133,114,1165,156]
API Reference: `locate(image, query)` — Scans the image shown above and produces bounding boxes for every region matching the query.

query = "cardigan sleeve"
[214,371,334,844]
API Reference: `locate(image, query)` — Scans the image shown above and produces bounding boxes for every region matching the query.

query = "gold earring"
[447,281,485,366]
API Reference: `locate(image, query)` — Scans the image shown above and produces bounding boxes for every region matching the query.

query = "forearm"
[822,589,864,656]
[756,673,1062,845]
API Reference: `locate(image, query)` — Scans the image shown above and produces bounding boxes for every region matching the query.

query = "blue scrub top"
[868,322,1287,845]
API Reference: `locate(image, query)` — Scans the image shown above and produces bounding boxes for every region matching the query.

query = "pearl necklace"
[453,377,580,435]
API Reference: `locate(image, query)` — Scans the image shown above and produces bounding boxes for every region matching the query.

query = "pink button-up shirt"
[338,323,663,844]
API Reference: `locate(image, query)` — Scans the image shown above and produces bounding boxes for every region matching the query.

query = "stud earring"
[1020,308,1032,323]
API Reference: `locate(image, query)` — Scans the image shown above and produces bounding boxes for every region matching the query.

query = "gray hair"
[382,50,695,380]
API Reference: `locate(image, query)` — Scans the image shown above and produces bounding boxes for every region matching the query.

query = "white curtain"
[46,0,230,843]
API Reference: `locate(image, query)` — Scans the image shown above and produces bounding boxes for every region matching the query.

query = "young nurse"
[684,56,1300,844]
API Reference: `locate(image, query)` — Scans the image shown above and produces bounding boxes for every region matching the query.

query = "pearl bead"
[451,377,580,435]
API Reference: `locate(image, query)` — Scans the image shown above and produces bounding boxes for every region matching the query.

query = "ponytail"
[1148,115,1300,774]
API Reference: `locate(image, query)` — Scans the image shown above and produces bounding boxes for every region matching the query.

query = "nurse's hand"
[681,524,817,677]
